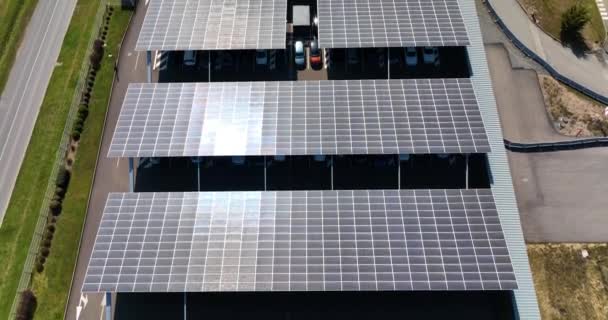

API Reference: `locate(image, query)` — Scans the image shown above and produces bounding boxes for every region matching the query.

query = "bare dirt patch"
[538,75,608,136]
[528,243,608,320]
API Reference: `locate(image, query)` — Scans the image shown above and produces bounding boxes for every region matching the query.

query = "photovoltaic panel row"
[136,0,287,51]
[109,79,490,158]
[317,0,469,48]
[82,189,517,293]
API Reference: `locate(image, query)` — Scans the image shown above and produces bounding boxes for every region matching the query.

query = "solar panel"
[317,0,470,48]
[109,79,490,157]
[136,0,287,51]
[82,189,517,293]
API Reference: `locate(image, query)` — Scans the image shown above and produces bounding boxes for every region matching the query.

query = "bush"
[55,186,66,198]
[16,289,37,320]
[46,223,56,234]
[71,131,81,142]
[35,261,44,273]
[90,51,103,70]
[42,238,52,248]
[561,4,591,34]
[93,39,105,53]
[37,255,46,265]
[73,121,84,134]
[52,193,63,202]
[56,167,71,189]
[49,199,62,215]
[78,106,89,121]
[44,231,53,241]
[40,247,50,258]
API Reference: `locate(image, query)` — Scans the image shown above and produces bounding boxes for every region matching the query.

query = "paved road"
[486,0,608,99]
[486,44,574,143]
[486,44,608,243]
[0,0,78,224]
[64,3,148,319]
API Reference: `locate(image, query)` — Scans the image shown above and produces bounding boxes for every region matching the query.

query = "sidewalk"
[486,0,608,101]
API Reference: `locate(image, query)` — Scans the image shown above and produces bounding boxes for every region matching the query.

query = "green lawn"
[529,244,608,320]
[31,8,132,319]
[518,0,606,45]
[0,0,103,318]
[0,0,38,94]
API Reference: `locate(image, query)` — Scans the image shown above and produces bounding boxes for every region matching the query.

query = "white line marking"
[0,0,60,162]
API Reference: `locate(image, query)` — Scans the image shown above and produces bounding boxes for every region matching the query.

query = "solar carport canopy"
[317,0,469,48]
[109,79,490,157]
[136,0,287,51]
[82,189,517,293]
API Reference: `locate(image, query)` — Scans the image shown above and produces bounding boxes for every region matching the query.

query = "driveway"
[486,43,608,243]
[0,0,78,224]
[64,3,148,319]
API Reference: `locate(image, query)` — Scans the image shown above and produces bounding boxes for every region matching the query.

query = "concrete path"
[486,44,608,243]
[0,0,78,225]
[64,3,147,319]
[487,0,608,100]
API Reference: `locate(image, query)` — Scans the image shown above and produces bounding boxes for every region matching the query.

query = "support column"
[183,292,187,320]
[330,155,334,190]
[387,48,391,79]
[397,155,401,189]
[264,156,267,191]
[146,51,152,83]
[465,154,469,189]
[197,159,201,191]
[128,158,135,192]
[105,292,112,320]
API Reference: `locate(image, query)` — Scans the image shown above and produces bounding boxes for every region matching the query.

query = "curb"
[504,137,608,152]
[483,0,608,105]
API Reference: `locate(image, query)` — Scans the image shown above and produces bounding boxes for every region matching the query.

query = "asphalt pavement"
[485,44,608,243]
[64,3,148,319]
[0,0,78,224]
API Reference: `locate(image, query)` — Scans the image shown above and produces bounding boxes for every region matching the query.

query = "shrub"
[56,167,71,189]
[66,158,74,166]
[71,131,81,142]
[46,224,56,234]
[49,199,62,215]
[55,186,66,198]
[42,239,52,249]
[78,106,89,121]
[90,51,103,70]
[73,121,84,134]
[37,255,46,265]
[35,261,44,273]
[44,231,53,241]
[561,4,591,34]
[16,289,37,320]
[40,247,50,258]
[94,39,105,53]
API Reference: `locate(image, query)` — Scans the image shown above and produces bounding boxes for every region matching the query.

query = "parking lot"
[156,46,471,83]
[134,154,490,192]
[115,291,515,320]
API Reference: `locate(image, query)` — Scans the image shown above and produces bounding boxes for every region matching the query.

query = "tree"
[561,4,590,35]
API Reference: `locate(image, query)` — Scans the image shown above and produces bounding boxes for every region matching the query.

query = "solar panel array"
[109,79,490,158]
[317,0,470,48]
[82,189,517,293]
[136,0,287,51]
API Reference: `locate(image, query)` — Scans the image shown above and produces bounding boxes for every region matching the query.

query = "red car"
[309,39,322,67]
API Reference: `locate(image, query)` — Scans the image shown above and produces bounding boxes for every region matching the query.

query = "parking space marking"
[597,0,608,20]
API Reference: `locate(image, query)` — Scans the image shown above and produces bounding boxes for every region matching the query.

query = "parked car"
[309,39,322,67]
[294,41,305,66]
[214,52,234,70]
[404,47,418,67]
[347,48,359,65]
[183,50,196,66]
[375,48,386,69]
[422,46,440,66]
[256,50,268,66]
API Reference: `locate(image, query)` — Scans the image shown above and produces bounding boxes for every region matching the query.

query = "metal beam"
[465,154,469,189]
[105,292,112,320]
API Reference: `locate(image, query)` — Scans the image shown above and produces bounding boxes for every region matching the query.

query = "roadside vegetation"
[538,74,608,137]
[0,0,131,318]
[0,0,38,94]
[529,244,608,320]
[29,8,132,319]
[518,0,606,49]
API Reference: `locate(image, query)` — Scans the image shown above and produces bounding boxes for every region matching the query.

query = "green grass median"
[0,0,131,318]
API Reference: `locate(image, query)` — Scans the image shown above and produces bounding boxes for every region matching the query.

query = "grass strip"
[529,243,608,320]
[518,0,606,45]
[0,0,101,317]
[30,8,133,319]
[0,0,38,94]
